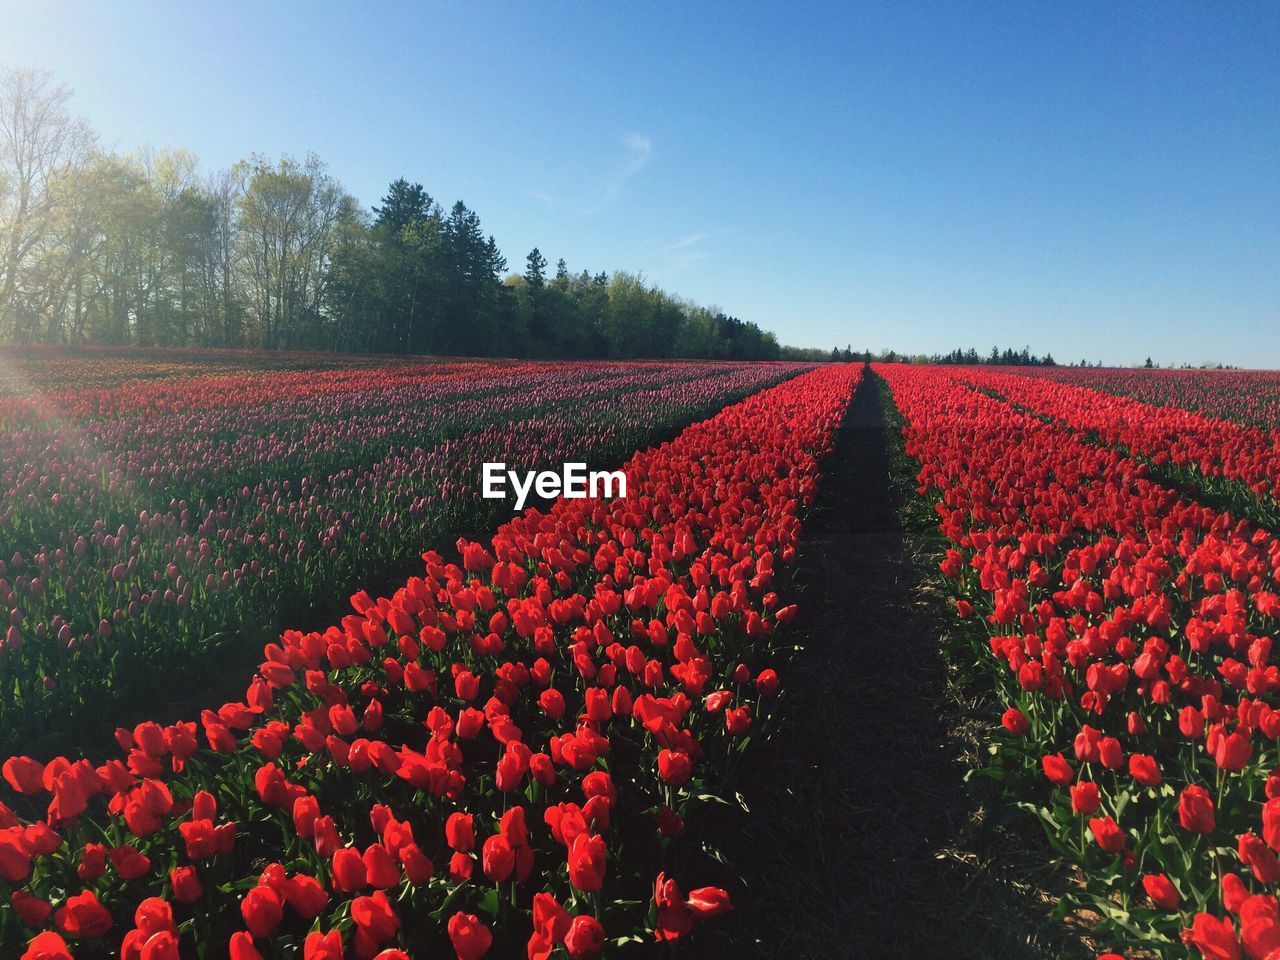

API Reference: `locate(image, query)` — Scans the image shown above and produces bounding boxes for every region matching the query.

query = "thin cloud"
[582,132,653,215]
[660,249,711,272]
[652,231,717,273]
[528,133,655,218]
[664,249,708,271]
[661,232,709,253]
[617,133,652,184]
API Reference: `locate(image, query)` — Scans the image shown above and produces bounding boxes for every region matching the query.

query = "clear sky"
[1,1,1276,366]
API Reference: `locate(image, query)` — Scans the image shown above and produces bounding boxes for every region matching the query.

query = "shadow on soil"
[688,371,1088,960]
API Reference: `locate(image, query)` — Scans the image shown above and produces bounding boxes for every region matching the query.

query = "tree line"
[931,346,1060,366]
[0,67,781,360]
[792,345,1099,367]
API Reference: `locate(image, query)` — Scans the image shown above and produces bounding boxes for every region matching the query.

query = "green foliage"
[932,345,1061,366]
[0,67,786,361]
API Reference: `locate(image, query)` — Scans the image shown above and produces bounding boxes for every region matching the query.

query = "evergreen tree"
[524,247,547,289]
[373,178,432,233]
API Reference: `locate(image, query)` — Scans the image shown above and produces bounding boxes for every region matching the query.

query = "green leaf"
[477,888,501,916]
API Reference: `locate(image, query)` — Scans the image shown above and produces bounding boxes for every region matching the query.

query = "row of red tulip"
[1,352,806,755]
[1022,366,1280,432]
[879,363,1280,960]
[959,367,1280,502]
[0,363,861,959]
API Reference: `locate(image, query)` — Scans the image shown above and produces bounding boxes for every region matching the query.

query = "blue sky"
[1,1,1276,366]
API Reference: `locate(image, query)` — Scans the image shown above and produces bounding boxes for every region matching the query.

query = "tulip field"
[5,349,1280,959]
[885,363,1280,960]
[0,348,850,960]
[1025,366,1280,431]
[0,349,803,757]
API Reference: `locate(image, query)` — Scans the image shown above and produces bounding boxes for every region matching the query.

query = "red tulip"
[1001,708,1029,736]
[655,901,694,942]
[399,843,434,884]
[171,866,203,903]
[1041,753,1074,787]
[1223,873,1250,915]
[1239,894,1280,959]
[1089,816,1126,853]
[331,847,368,893]
[1071,782,1101,815]
[77,843,107,882]
[447,912,492,960]
[445,812,475,852]
[284,873,330,918]
[657,749,692,786]
[1179,785,1216,835]
[1262,797,1280,851]
[351,891,399,950]
[240,885,283,938]
[1180,707,1206,740]
[563,915,605,958]
[481,834,515,882]
[499,805,529,847]
[1186,913,1241,960]
[110,844,152,880]
[303,930,344,960]
[687,886,733,918]
[530,892,571,957]
[1142,873,1180,910]
[1213,731,1252,773]
[755,669,779,696]
[363,843,401,889]
[568,833,606,893]
[11,891,52,928]
[54,890,113,939]
[21,932,74,960]
[229,932,264,960]
[3,757,45,794]
[724,705,752,736]
[1128,754,1160,787]
[538,688,566,719]
[1238,833,1280,884]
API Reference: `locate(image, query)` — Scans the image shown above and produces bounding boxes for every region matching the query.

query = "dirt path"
[693,371,1074,959]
